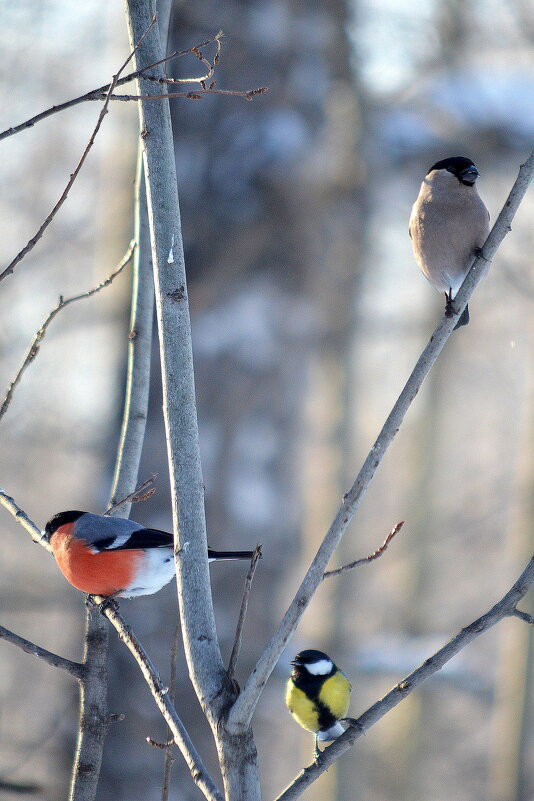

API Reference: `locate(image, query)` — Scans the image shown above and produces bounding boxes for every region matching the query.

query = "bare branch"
[0,33,225,142]
[124,5,263,796]
[228,545,262,681]
[125,0,227,723]
[104,473,157,516]
[0,488,50,551]
[0,241,135,423]
[512,608,534,625]
[109,149,155,516]
[71,606,109,801]
[0,778,41,794]
[100,601,223,801]
[0,624,84,679]
[68,19,163,801]
[108,86,269,102]
[323,522,404,579]
[140,30,223,86]
[161,623,181,801]
[275,555,534,801]
[226,151,534,735]
[0,17,153,282]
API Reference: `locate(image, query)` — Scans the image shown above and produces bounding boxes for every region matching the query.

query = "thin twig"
[140,29,222,86]
[323,522,404,579]
[512,608,534,625]
[0,241,135,422]
[0,779,41,794]
[101,601,223,801]
[104,473,157,516]
[108,87,269,102]
[0,17,153,283]
[0,624,85,679]
[228,545,262,681]
[275,555,534,801]
[0,33,225,142]
[109,142,155,514]
[162,623,181,801]
[226,151,534,735]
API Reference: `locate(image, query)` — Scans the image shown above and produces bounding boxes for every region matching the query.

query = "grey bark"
[69,20,160,800]
[124,3,261,799]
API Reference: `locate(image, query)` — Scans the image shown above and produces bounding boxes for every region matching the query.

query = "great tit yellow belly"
[285,649,351,757]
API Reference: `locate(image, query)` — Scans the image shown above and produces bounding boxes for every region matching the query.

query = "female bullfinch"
[409,156,490,329]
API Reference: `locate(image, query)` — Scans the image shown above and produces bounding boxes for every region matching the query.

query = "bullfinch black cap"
[44,510,85,538]
[428,156,479,185]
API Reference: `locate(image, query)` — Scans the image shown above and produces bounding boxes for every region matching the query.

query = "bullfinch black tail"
[453,303,469,330]
[208,549,254,561]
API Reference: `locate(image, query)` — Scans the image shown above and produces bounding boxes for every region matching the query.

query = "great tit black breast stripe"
[315,697,339,732]
[291,670,339,731]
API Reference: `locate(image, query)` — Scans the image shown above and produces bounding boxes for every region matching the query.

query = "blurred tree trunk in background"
[489,310,534,801]
[168,1,365,798]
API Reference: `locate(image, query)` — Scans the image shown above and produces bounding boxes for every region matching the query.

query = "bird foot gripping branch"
[409,155,490,330]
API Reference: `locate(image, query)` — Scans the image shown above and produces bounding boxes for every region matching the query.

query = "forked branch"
[226,151,534,735]
[275,555,534,801]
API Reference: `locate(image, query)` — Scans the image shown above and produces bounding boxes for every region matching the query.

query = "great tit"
[285,649,351,758]
[43,510,255,598]
[409,156,490,329]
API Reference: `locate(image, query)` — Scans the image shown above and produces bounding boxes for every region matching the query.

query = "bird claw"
[85,594,120,614]
[341,717,365,734]
[313,734,322,762]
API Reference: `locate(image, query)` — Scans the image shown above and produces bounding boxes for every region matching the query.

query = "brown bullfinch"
[409,156,490,329]
[43,510,255,598]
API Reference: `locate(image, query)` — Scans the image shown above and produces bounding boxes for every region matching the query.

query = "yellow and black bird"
[285,649,351,758]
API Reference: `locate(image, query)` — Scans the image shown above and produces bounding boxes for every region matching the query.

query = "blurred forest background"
[1,1,533,800]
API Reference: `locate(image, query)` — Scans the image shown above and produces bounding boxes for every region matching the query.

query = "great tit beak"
[460,165,479,184]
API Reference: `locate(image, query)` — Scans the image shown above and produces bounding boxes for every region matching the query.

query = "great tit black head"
[409,155,490,330]
[290,649,335,676]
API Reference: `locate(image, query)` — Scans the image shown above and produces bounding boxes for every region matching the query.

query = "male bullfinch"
[285,649,352,758]
[43,511,255,598]
[409,156,490,329]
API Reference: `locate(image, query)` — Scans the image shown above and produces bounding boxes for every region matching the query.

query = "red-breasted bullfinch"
[43,511,255,598]
[409,156,490,330]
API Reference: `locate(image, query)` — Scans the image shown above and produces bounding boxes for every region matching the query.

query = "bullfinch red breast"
[43,511,255,598]
[409,156,490,329]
